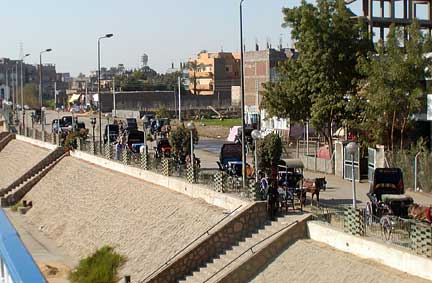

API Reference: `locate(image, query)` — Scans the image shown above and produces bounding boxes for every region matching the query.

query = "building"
[188,52,240,95]
[350,0,432,39]
[243,47,297,134]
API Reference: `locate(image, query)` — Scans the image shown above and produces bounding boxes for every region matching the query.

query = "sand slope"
[250,239,429,283]
[25,156,223,280]
[0,140,49,188]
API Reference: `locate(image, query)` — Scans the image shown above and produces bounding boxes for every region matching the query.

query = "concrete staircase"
[179,214,304,283]
[0,147,67,207]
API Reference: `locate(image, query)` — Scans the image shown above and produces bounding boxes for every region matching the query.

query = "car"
[51,119,65,133]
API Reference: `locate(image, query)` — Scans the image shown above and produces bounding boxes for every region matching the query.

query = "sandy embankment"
[250,239,429,283]
[0,140,49,188]
[24,156,224,280]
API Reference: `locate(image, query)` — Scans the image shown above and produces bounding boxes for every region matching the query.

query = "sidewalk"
[303,170,432,207]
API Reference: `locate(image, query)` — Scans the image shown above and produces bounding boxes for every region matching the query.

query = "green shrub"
[69,246,126,283]
[257,133,282,174]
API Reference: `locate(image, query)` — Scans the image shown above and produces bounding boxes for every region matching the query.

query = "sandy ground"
[0,140,49,188]
[250,239,429,283]
[24,156,224,280]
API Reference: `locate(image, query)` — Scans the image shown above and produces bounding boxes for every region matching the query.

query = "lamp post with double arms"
[97,33,113,153]
[39,49,52,108]
[240,0,247,188]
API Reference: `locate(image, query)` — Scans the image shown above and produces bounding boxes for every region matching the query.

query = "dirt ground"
[249,239,429,283]
[0,140,48,188]
[24,156,224,280]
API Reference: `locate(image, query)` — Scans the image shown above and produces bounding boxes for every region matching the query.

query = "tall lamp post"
[239,0,247,188]
[186,121,196,167]
[346,142,359,209]
[55,107,61,146]
[251,129,262,183]
[39,49,52,108]
[21,53,30,128]
[97,33,114,153]
[90,117,97,149]
[141,116,149,154]
[41,106,46,141]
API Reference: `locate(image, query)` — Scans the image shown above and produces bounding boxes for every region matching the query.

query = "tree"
[169,123,199,158]
[187,61,205,95]
[257,133,283,173]
[262,0,371,155]
[355,21,432,151]
[19,83,39,109]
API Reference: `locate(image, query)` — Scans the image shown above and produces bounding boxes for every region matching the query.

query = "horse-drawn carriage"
[217,143,243,177]
[154,137,172,158]
[365,168,414,239]
[277,159,307,211]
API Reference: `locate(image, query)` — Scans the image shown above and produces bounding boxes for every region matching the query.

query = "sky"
[1,0,364,76]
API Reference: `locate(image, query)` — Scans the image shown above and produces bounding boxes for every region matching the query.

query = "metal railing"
[140,204,243,283]
[203,220,299,283]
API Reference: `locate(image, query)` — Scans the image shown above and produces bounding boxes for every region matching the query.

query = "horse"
[408,203,432,223]
[302,177,327,203]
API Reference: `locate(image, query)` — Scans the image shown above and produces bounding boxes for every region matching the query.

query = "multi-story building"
[188,52,240,95]
[243,47,297,133]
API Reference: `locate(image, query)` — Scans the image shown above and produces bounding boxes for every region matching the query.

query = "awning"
[68,94,81,103]
[280,159,304,169]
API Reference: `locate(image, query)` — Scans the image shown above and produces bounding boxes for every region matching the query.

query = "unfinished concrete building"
[347,0,432,39]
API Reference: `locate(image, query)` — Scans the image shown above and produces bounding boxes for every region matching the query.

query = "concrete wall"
[219,216,310,283]
[149,202,268,283]
[15,135,57,151]
[307,221,432,281]
[100,91,232,112]
[69,150,249,211]
[299,155,334,174]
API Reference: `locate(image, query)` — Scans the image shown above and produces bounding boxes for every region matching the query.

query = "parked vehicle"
[51,119,65,133]
[125,129,145,153]
[154,137,172,158]
[217,143,243,177]
[365,168,414,239]
[103,124,119,144]
[125,118,138,131]
[277,159,307,211]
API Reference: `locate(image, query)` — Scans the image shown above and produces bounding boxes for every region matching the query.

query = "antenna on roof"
[255,38,259,51]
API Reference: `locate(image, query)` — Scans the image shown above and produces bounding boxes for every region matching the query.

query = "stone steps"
[179,214,298,283]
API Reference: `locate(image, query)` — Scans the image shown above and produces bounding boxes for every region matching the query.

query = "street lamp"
[56,107,61,146]
[97,33,114,153]
[71,108,75,132]
[21,53,30,129]
[251,129,262,183]
[186,121,196,167]
[39,49,52,108]
[90,117,97,148]
[346,142,359,209]
[239,0,247,188]
[141,116,149,154]
[41,106,46,140]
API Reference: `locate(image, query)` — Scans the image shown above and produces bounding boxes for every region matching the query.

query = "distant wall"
[100,91,232,112]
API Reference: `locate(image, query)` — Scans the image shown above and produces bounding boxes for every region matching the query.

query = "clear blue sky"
[1,0,362,76]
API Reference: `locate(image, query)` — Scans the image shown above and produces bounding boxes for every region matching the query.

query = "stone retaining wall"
[148,202,268,283]
[3,152,69,207]
[0,133,14,152]
[218,216,311,283]
[0,147,65,206]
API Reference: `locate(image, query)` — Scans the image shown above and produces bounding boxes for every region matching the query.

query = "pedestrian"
[259,172,268,200]
[267,178,279,221]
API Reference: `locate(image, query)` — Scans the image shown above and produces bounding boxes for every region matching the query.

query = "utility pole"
[178,76,181,122]
[113,77,116,117]
[54,81,57,108]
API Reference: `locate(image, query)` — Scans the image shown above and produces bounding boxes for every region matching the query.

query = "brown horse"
[408,203,432,223]
[303,177,327,203]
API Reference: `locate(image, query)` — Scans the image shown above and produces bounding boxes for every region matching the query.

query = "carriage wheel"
[365,202,373,226]
[380,216,392,241]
